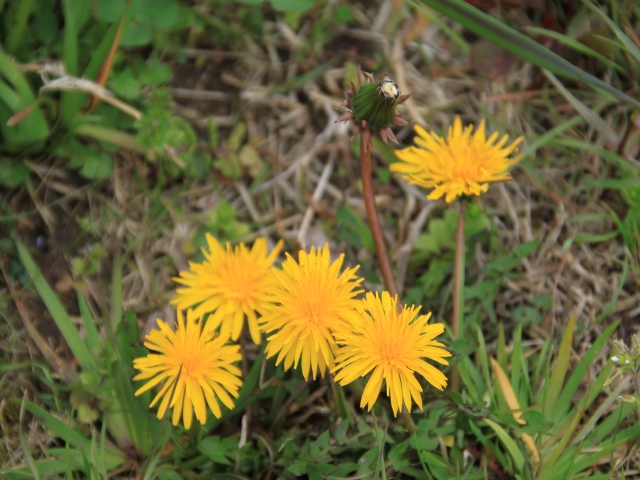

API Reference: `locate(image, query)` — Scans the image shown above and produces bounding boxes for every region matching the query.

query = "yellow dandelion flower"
[260,244,363,380]
[171,235,284,344]
[332,291,451,417]
[391,116,524,203]
[133,309,242,429]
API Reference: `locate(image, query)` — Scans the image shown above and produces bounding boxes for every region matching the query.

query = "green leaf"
[270,0,315,13]
[411,419,439,451]
[336,204,374,251]
[108,68,141,100]
[121,18,152,46]
[198,436,238,465]
[136,58,173,86]
[412,0,640,108]
[155,468,184,480]
[519,411,552,434]
[143,0,179,29]
[95,0,127,22]
[74,149,114,180]
[0,158,30,187]
[511,306,542,326]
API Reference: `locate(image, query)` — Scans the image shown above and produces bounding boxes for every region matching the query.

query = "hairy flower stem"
[451,201,466,392]
[359,135,417,434]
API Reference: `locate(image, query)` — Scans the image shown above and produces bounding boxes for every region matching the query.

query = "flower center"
[303,295,326,326]
[220,260,261,301]
[176,345,208,377]
[376,335,402,367]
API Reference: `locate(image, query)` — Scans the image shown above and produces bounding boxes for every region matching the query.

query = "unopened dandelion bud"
[349,79,401,130]
[335,65,410,150]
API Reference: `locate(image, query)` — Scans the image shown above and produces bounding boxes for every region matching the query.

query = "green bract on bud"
[335,65,411,152]
[351,79,400,130]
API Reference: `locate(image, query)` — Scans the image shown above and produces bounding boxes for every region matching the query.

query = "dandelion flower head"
[260,244,363,380]
[332,291,451,416]
[133,309,242,429]
[171,234,284,344]
[391,116,524,203]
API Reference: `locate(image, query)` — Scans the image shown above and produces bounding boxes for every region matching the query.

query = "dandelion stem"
[359,135,399,301]
[451,201,466,392]
[359,134,417,434]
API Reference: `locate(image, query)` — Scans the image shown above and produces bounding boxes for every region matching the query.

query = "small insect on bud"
[378,79,400,102]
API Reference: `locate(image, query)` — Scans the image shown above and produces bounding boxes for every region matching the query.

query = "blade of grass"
[573,361,614,416]
[82,0,143,80]
[60,0,82,125]
[16,242,94,372]
[582,403,637,446]
[2,263,73,384]
[573,379,631,444]
[0,48,38,101]
[112,311,148,453]
[410,3,470,54]
[458,356,486,405]
[582,177,640,189]
[595,259,628,323]
[571,436,640,474]
[524,26,624,73]
[551,320,618,423]
[549,138,640,170]
[544,315,576,418]
[483,418,525,473]
[543,69,619,144]
[23,401,125,469]
[74,123,149,156]
[510,325,523,405]
[475,325,495,407]
[18,394,39,480]
[4,0,35,55]
[412,0,640,108]
[88,17,125,112]
[0,49,49,143]
[110,252,123,331]
[533,340,553,388]
[78,293,100,353]
[538,411,581,479]
[466,424,511,476]
[583,0,640,66]
[490,358,540,468]
[490,355,521,408]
